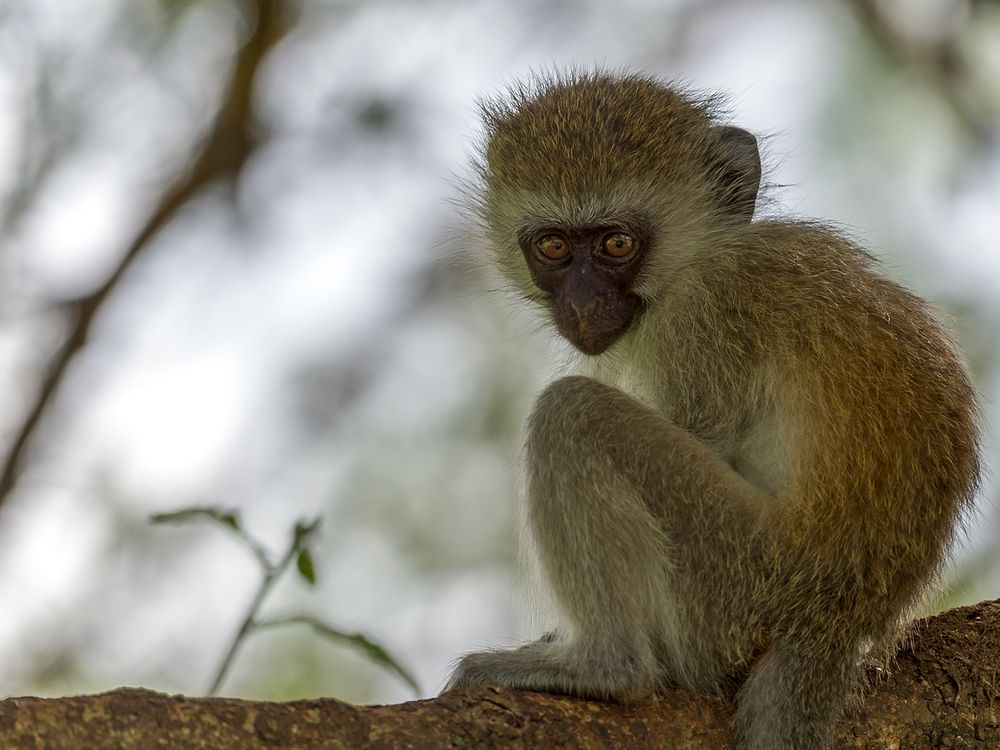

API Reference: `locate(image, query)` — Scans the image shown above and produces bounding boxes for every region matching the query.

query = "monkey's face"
[479,73,763,356]
[518,224,645,355]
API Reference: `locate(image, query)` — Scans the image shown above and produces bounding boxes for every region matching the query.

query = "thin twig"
[208,524,305,695]
[150,507,272,569]
[206,521,313,696]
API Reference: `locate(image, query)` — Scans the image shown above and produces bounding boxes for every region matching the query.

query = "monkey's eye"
[536,234,570,261]
[601,232,635,259]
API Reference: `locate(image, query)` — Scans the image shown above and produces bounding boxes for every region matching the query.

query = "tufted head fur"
[472,71,762,306]
[481,73,717,195]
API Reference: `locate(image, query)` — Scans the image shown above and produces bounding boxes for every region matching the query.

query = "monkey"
[442,71,981,750]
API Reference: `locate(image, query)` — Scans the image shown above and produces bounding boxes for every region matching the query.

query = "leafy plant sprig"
[151,507,419,696]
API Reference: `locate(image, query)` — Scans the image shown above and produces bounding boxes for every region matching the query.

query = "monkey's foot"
[444,641,655,701]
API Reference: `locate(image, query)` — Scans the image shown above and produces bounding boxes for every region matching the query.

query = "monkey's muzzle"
[553,270,642,355]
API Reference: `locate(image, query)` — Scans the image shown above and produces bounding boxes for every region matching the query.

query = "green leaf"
[151,505,273,569]
[150,506,242,532]
[296,548,316,585]
[323,628,419,696]
[254,616,420,695]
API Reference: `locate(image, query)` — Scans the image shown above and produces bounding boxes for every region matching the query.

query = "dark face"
[519,224,646,355]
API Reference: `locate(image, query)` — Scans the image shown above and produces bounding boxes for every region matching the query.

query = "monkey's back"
[664,221,980,641]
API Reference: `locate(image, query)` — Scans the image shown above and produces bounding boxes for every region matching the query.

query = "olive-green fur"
[447,72,981,750]
[481,72,718,196]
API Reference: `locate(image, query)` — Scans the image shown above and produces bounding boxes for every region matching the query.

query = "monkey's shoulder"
[715,221,880,298]
[700,221,947,345]
[678,221,972,417]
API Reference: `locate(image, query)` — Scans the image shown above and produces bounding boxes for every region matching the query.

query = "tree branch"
[2,601,999,749]
[0,0,290,511]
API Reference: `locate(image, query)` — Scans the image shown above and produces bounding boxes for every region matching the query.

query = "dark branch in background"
[0,0,291,512]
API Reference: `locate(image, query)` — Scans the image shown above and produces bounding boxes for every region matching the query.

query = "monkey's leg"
[448,375,766,699]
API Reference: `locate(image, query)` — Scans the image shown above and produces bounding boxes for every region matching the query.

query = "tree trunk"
[2,601,998,749]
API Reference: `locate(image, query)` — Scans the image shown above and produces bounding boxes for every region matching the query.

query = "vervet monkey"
[444,72,980,750]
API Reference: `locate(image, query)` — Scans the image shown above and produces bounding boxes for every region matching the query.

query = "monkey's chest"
[646,370,753,443]
[611,363,788,497]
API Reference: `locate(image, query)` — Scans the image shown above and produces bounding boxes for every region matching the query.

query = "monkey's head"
[475,72,761,355]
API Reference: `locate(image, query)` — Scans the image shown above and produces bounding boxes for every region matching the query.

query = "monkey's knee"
[530,376,626,432]
[536,375,607,402]
[526,376,638,478]
[529,377,594,443]
[524,378,604,507]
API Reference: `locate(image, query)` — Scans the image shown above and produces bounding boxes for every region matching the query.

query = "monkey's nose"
[569,301,593,333]
[564,275,598,320]
[555,300,610,355]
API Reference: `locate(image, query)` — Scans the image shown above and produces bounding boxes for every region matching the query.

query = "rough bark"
[2,601,998,749]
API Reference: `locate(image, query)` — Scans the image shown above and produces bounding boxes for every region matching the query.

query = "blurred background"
[0,0,998,706]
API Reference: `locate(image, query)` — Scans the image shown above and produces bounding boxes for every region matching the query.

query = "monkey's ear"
[710,126,761,221]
